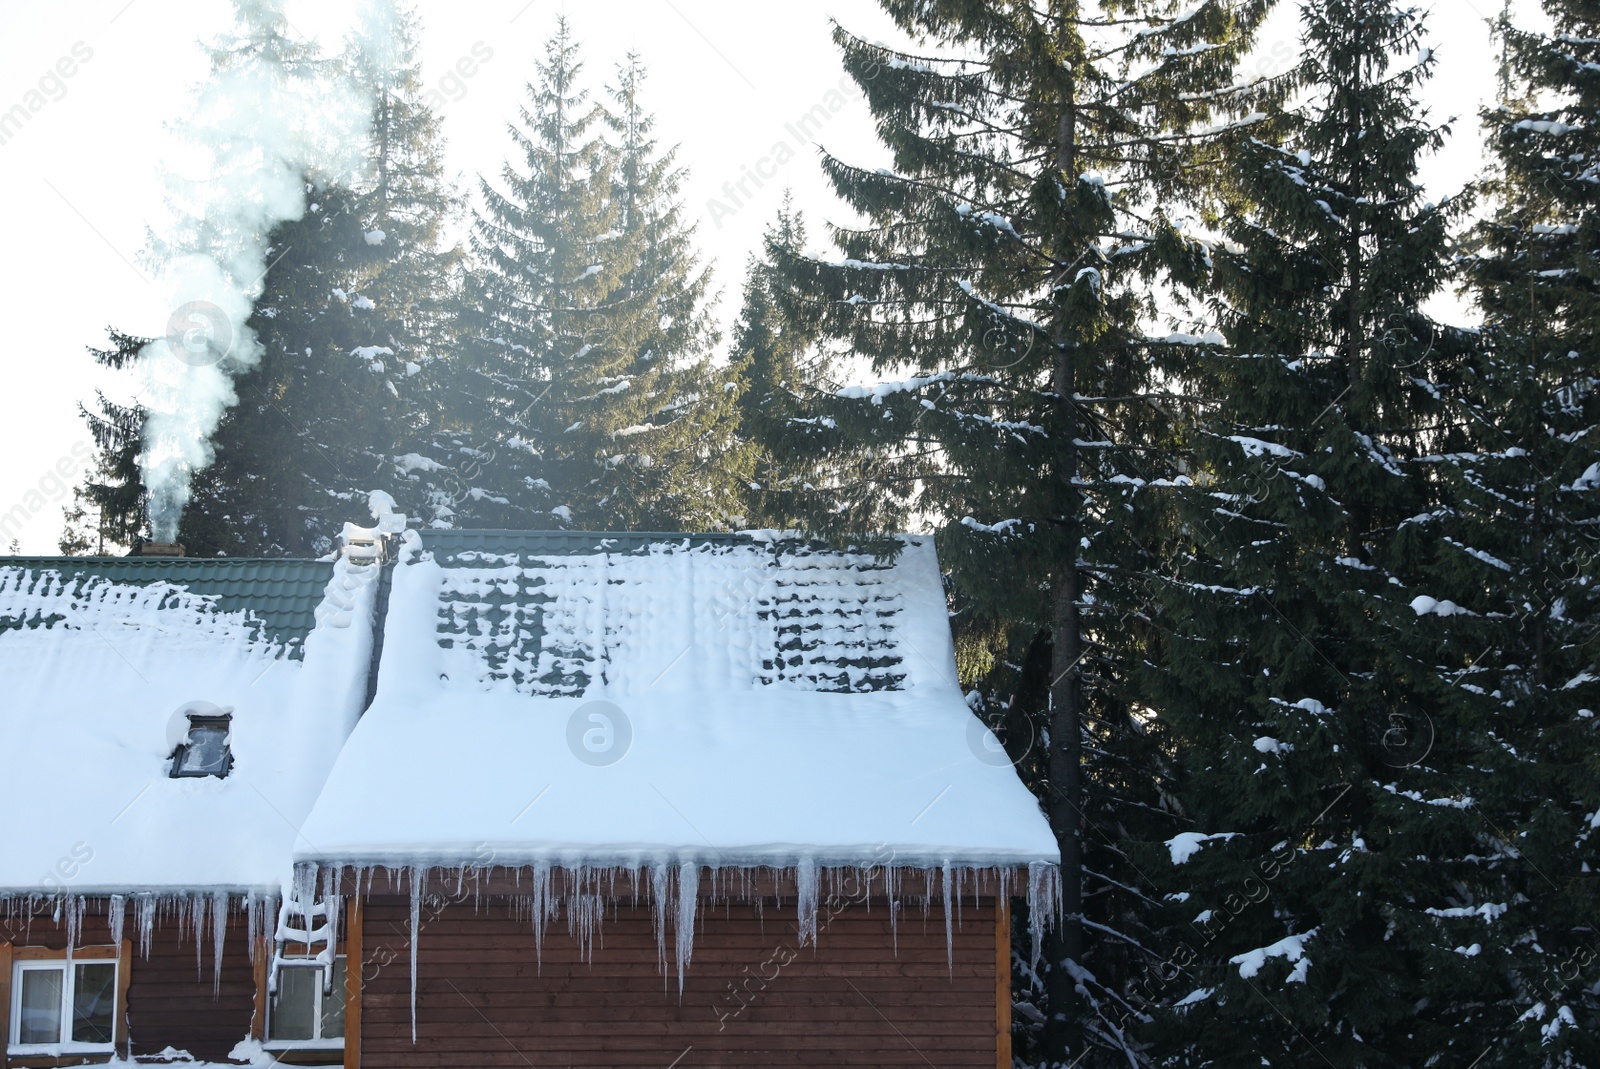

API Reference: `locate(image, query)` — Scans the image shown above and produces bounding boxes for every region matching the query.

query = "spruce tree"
[434,23,742,531]
[1432,2,1600,1061]
[731,201,832,529]
[71,329,152,551]
[174,179,390,556]
[72,3,463,556]
[1142,3,1507,1064]
[758,3,1274,1063]
[349,0,468,518]
[175,2,463,556]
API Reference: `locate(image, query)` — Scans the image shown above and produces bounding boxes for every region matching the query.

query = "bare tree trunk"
[1042,16,1086,1060]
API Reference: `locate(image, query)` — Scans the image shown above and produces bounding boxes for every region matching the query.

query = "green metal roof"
[0,556,335,656]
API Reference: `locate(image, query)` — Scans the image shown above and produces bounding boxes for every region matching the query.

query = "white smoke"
[138,0,379,541]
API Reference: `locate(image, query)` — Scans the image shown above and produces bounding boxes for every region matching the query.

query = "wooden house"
[1,515,1058,1068]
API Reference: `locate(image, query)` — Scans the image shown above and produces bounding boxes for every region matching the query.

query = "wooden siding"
[357,893,1004,1068]
[0,899,255,1065]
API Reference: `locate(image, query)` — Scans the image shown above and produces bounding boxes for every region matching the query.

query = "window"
[170,713,232,778]
[8,954,119,1054]
[266,957,344,1047]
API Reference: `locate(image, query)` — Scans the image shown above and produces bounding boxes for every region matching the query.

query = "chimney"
[136,541,187,558]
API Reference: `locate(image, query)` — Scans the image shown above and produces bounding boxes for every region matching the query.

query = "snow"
[300,535,1055,871]
[1424,902,1507,922]
[1230,929,1315,982]
[1514,119,1577,135]
[1228,435,1301,459]
[1165,831,1238,865]
[838,370,956,403]
[1156,331,1226,346]
[961,516,1027,536]
[395,452,446,473]
[0,549,380,896]
[1411,596,1468,618]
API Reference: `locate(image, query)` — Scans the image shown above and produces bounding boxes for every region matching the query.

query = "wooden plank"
[115,939,132,1060]
[996,897,1010,1069]
[345,895,362,1069]
[353,895,998,1068]
[11,945,118,961]
[1,940,12,1069]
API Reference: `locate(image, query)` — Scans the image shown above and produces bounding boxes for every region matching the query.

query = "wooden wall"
[0,899,256,1065]
[356,894,1004,1068]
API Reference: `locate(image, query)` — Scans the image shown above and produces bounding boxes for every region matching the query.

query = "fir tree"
[436,22,742,531]
[731,201,831,529]
[174,179,390,556]
[350,0,468,514]
[759,3,1274,1063]
[73,3,464,556]
[1431,1,1600,1061]
[73,329,151,550]
[1142,3,1504,1064]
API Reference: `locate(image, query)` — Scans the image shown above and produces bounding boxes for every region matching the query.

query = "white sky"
[0,0,1539,552]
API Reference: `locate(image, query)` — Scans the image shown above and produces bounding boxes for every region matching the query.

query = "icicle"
[245,894,260,964]
[408,865,425,1043]
[530,861,552,968]
[65,895,84,968]
[676,861,697,997]
[108,895,126,950]
[1026,862,1060,972]
[650,863,671,984]
[211,892,229,995]
[136,895,156,959]
[320,867,341,993]
[941,864,954,976]
[795,858,819,948]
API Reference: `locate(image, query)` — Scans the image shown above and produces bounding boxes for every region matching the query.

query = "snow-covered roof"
[298,531,1058,872]
[0,553,382,894]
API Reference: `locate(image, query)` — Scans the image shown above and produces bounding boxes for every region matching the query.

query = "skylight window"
[170,713,232,778]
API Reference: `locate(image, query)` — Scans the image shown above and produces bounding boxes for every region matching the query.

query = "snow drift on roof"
[298,532,1057,871]
[0,554,381,895]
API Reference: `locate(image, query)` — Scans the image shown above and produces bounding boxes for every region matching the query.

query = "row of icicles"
[2,860,1061,1041]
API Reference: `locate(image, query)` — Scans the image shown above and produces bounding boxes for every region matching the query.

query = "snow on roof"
[298,531,1058,872]
[0,553,382,895]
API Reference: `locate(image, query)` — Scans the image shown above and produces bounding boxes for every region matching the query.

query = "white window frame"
[7,952,120,1055]
[264,954,346,1050]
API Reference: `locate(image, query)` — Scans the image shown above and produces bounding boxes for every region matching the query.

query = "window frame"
[169,713,234,779]
[262,954,347,1051]
[2,943,130,1060]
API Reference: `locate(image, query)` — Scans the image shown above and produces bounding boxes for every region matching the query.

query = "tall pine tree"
[1431,0,1600,1061]
[758,3,1274,1063]
[430,23,743,532]
[1141,3,1508,1064]
[73,2,464,556]
[731,200,833,529]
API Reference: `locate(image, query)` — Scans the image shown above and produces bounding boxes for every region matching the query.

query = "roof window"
[170,711,233,778]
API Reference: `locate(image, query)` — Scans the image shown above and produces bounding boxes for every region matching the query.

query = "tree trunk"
[1042,19,1086,1061]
